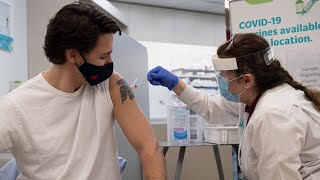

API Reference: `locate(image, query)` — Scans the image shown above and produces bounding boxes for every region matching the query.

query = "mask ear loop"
[238,82,250,97]
[76,51,89,68]
[79,52,88,63]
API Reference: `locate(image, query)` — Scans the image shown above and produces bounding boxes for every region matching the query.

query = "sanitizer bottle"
[167,98,190,143]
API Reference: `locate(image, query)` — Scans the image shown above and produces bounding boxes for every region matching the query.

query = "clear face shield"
[212,46,275,72]
[211,47,275,102]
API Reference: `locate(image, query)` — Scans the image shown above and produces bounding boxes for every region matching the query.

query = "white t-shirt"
[0,73,121,180]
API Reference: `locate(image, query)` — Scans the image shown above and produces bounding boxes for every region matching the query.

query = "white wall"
[27,0,75,78]
[0,0,27,95]
[110,1,226,47]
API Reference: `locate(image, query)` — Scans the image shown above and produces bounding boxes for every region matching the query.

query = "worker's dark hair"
[217,33,320,111]
[43,2,121,64]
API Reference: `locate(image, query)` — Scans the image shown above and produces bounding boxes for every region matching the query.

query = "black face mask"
[78,52,113,86]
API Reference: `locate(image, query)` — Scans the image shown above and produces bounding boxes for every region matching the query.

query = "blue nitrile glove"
[147,66,179,90]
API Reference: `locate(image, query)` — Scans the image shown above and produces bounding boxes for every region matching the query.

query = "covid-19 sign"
[228,0,320,89]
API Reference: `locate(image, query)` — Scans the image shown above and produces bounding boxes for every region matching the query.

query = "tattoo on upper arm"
[117,79,135,104]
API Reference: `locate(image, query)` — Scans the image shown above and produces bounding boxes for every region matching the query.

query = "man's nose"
[106,56,112,64]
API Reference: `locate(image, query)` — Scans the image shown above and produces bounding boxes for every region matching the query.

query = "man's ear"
[65,49,78,64]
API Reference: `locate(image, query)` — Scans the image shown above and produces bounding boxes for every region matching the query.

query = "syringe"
[130,78,148,91]
[134,79,148,88]
[300,0,318,16]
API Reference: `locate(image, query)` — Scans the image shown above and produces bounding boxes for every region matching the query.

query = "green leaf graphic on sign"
[246,0,273,5]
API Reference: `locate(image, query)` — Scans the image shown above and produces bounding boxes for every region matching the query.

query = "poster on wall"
[0,0,13,52]
[228,0,320,89]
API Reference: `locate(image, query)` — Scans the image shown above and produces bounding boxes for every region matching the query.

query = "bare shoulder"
[109,71,135,105]
[109,71,123,89]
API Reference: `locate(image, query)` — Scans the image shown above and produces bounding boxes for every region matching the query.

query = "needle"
[134,79,148,88]
[130,78,148,91]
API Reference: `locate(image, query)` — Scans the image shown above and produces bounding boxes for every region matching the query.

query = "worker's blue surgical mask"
[217,74,247,103]
[78,52,113,86]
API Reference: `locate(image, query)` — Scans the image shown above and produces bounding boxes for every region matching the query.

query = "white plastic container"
[167,100,190,143]
[203,126,239,144]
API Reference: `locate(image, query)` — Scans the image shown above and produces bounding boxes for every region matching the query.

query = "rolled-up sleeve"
[0,97,19,151]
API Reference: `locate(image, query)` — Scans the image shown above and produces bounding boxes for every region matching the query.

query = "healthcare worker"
[147,33,320,180]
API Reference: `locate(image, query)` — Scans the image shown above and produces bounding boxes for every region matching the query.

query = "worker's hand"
[147,66,179,90]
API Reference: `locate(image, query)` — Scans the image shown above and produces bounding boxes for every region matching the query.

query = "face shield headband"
[211,46,275,71]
